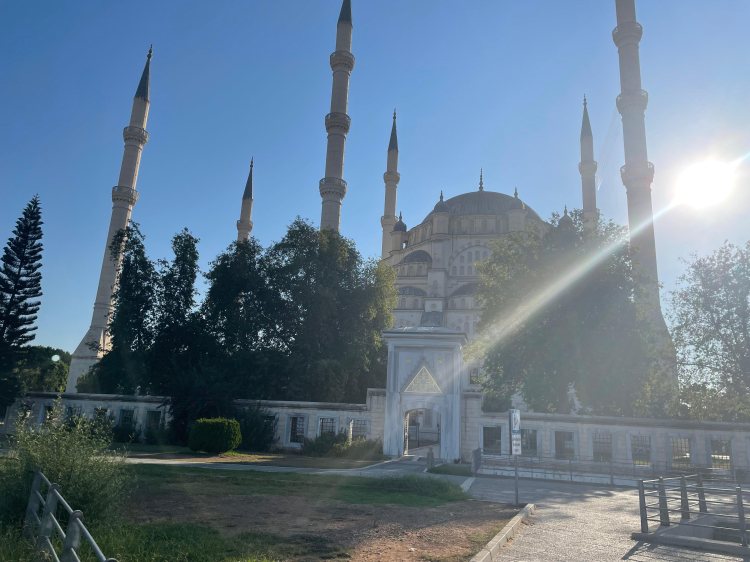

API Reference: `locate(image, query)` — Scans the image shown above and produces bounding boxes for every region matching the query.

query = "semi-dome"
[449,283,479,297]
[425,190,542,222]
[399,250,432,264]
[398,286,427,296]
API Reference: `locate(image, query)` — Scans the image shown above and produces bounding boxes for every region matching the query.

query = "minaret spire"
[579,95,598,229]
[381,110,401,258]
[613,0,660,309]
[237,158,255,241]
[66,47,153,392]
[319,0,355,232]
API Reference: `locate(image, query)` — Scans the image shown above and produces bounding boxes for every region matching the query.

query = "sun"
[675,160,736,209]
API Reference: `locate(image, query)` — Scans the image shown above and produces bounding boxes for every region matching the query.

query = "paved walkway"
[469,476,747,561]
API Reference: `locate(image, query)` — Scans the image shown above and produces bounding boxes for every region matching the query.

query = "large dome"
[424,190,542,223]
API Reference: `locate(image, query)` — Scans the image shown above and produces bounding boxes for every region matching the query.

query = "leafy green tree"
[667,241,750,421]
[475,210,668,416]
[14,346,70,393]
[0,196,43,409]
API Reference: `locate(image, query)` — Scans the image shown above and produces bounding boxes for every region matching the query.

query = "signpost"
[510,409,521,506]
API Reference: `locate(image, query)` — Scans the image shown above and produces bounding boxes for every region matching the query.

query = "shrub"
[301,431,349,457]
[112,418,141,444]
[235,405,278,452]
[0,400,130,527]
[188,418,241,453]
[331,437,385,460]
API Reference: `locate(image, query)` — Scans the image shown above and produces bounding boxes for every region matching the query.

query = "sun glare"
[675,160,735,209]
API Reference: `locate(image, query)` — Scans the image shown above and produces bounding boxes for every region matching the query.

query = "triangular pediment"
[404,366,442,394]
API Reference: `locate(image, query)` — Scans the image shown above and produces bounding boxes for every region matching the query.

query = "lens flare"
[675,160,735,208]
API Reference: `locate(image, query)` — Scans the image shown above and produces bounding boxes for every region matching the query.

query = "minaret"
[65,47,152,393]
[380,110,400,258]
[237,158,254,242]
[613,0,660,307]
[319,0,354,232]
[579,95,598,230]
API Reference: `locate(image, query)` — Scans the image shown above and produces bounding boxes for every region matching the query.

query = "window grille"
[631,435,651,466]
[521,429,538,456]
[555,431,575,460]
[352,419,368,438]
[319,417,335,435]
[469,368,480,385]
[146,410,162,429]
[592,433,612,462]
[119,409,135,427]
[483,427,502,454]
[711,440,732,469]
[65,406,82,420]
[289,416,305,443]
[670,437,691,468]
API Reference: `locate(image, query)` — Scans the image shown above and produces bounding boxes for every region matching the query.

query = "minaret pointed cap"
[440,190,444,201]
[135,45,152,101]
[581,94,592,138]
[243,158,254,200]
[388,109,398,152]
[338,0,352,25]
[514,187,518,198]
[479,169,484,191]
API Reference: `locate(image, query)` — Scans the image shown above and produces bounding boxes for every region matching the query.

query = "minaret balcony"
[578,161,598,176]
[236,219,253,232]
[383,171,401,184]
[330,50,355,72]
[325,112,351,134]
[612,21,643,47]
[319,177,348,198]
[122,126,149,145]
[616,89,649,115]
[620,162,654,185]
[111,186,139,205]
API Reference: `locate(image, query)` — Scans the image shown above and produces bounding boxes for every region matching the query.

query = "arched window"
[482,220,487,233]
[460,255,465,263]
[408,266,415,276]
[400,267,405,276]
[483,251,488,261]
[432,281,438,293]
[451,266,457,275]
[417,266,423,276]
[460,298,466,308]
[413,298,419,308]
[460,266,464,275]
[467,266,472,275]
[464,322,470,333]
[400,298,406,308]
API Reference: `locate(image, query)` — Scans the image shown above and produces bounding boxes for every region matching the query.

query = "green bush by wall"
[188,418,242,453]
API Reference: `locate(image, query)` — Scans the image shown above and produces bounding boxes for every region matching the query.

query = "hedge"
[188,418,242,453]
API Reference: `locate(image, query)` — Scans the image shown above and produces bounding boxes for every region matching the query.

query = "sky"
[1,1,749,354]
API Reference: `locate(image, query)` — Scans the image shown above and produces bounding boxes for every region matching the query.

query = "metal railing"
[23,469,117,562]
[637,474,748,547]
[475,450,745,486]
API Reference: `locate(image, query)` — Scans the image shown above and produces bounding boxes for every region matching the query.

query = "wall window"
[521,429,538,456]
[592,433,612,462]
[460,255,465,263]
[43,405,55,424]
[400,298,406,308]
[631,435,651,466]
[119,409,135,427]
[413,298,419,308]
[483,427,502,454]
[711,440,732,469]
[408,266,415,276]
[400,267,405,276]
[417,266,423,275]
[482,220,488,233]
[289,416,306,443]
[483,251,488,260]
[146,410,162,429]
[352,419,368,438]
[65,406,82,420]
[670,438,691,468]
[469,368,480,384]
[469,221,475,233]
[460,298,466,308]
[555,431,575,460]
[319,417,336,435]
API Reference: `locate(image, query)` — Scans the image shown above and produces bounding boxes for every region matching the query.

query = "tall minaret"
[237,158,254,242]
[380,110,400,258]
[613,0,660,307]
[66,48,152,393]
[319,0,354,232]
[579,95,598,230]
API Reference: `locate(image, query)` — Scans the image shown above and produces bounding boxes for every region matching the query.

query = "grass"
[427,464,473,477]
[420,520,511,562]
[133,464,470,507]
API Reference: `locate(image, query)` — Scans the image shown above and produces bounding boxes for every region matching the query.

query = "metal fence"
[23,469,117,562]
[637,474,748,547]
[473,450,746,487]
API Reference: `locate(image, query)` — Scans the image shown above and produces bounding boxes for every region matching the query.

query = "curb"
[470,503,536,562]
[631,532,750,558]
[461,477,476,492]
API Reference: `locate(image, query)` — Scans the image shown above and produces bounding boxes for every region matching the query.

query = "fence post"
[737,487,748,548]
[696,472,708,513]
[22,469,44,540]
[60,510,84,562]
[658,477,670,527]
[638,480,649,533]
[680,475,690,520]
[35,484,59,551]
[569,459,573,482]
[610,459,614,486]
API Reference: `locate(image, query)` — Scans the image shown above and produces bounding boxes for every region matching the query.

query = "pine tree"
[0,196,43,409]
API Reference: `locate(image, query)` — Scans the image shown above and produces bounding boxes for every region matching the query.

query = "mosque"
[19,0,745,471]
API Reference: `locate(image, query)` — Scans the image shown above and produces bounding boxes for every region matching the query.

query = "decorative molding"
[330,50,355,72]
[620,161,655,185]
[616,89,649,115]
[122,126,149,145]
[111,186,139,205]
[383,170,401,185]
[612,21,643,47]
[319,177,347,198]
[325,112,351,134]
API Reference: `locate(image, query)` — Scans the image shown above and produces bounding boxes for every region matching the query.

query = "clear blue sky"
[2,1,749,353]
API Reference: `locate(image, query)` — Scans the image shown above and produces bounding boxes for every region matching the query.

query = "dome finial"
[399,212,402,220]
[148,45,153,60]
[250,157,253,169]
[564,205,568,215]
[440,190,444,201]
[479,169,483,191]
[583,94,586,107]
[514,187,518,198]
[393,108,397,121]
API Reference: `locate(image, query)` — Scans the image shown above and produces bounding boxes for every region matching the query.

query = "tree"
[667,241,750,421]
[0,196,43,409]
[14,346,71,393]
[475,210,669,416]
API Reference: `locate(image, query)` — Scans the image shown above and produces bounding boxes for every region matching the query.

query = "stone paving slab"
[468,477,747,561]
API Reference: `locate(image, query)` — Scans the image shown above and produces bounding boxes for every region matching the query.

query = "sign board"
[510,409,521,456]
